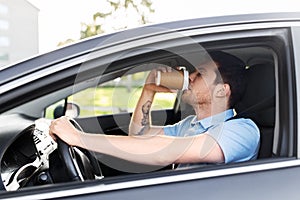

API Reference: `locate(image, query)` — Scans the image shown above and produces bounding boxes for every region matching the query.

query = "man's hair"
[209,51,246,108]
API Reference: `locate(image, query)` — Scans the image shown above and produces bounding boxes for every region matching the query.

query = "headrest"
[235,62,275,127]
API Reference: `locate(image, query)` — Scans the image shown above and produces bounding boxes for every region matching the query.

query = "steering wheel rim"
[56,119,104,181]
[57,138,83,181]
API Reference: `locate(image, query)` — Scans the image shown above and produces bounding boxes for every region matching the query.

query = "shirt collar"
[191,109,235,129]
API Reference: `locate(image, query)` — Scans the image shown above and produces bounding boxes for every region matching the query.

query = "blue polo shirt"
[163,109,260,164]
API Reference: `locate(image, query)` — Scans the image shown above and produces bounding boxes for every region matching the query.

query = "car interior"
[0,36,284,191]
[235,61,275,158]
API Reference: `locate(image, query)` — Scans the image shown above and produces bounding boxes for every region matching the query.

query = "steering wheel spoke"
[56,119,104,181]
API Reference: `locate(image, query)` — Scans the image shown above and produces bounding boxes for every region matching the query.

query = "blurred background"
[0,0,300,67]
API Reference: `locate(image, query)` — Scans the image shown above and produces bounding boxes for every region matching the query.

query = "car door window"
[45,71,177,119]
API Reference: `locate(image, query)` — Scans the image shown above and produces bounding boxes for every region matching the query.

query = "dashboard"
[0,115,70,190]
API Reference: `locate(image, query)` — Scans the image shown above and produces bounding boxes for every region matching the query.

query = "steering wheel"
[56,119,104,181]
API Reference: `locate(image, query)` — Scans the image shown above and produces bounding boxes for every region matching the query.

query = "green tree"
[58,0,154,46]
[80,0,154,39]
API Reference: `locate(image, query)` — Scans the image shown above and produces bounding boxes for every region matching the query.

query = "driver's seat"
[235,61,275,158]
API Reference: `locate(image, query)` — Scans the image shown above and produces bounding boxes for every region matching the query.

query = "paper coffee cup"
[155,68,189,90]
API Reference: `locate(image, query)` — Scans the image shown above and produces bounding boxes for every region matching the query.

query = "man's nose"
[189,71,198,82]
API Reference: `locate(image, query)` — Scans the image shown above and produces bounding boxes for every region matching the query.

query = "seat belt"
[231,95,275,120]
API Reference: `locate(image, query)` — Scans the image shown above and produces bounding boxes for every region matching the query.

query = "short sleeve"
[164,115,195,137]
[164,123,179,136]
[207,118,260,163]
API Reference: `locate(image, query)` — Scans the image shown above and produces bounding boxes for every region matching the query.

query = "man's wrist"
[75,130,85,148]
[142,85,156,98]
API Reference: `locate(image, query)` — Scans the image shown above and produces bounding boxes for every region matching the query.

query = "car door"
[43,26,296,199]
[1,15,299,199]
[43,28,296,196]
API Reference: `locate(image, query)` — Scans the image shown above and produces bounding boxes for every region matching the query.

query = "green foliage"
[57,39,76,47]
[80,21,105,39]
[58,0,154,46]
[71,86,175,114]
[80,0,154,39]
[45,87,175,118]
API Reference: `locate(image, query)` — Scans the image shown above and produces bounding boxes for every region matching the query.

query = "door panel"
[62,164,300,200]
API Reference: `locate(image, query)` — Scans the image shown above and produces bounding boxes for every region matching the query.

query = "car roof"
[1,12,300,86]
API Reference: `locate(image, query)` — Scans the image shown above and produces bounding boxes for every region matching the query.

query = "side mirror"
[65,102,80,118]
[53,102,80,119]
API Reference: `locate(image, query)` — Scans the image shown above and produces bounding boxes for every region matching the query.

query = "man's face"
[182,61,219,106]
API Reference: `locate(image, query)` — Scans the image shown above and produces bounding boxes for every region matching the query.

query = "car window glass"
[45,71,176,119]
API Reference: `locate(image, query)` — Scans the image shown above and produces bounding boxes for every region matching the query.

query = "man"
[49,51,260,167]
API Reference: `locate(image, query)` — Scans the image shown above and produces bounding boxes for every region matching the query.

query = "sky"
[27,0,300,53]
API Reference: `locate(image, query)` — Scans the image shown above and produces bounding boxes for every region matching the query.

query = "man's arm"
[49,117,224,166]
[129,89,156,136]
[129,89,165,136]
[129,69,170,136]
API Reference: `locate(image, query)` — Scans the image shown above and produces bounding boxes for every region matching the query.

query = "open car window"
[45,70,177,119]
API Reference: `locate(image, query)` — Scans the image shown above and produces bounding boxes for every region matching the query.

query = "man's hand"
[49,116,82,147]
[143,67,175,93]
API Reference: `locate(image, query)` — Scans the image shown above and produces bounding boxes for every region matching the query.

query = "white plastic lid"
[155,71,161,86]
[182,69,189,90]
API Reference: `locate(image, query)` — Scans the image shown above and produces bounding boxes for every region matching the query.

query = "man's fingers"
[156,66,173,73]
[144,83,173,93]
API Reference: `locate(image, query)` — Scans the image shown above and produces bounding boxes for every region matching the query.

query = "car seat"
[234,61,275,158]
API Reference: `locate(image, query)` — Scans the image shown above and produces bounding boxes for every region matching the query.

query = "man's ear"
[215,84,231,98]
